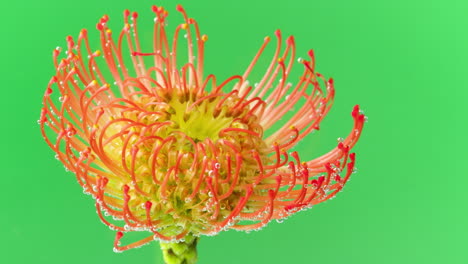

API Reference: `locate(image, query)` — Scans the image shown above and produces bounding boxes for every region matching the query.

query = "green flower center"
[164,95,240,142]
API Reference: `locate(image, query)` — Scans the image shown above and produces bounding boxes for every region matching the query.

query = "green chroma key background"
[2,0,467,263]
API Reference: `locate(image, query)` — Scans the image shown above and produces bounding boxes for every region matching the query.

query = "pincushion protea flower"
[39,5,365,264]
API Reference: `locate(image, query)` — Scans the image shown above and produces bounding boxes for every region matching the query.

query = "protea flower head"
[39,4,365,260]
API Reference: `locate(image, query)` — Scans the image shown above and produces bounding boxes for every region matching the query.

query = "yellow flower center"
[99,90,270,235]
[153,94,243,142]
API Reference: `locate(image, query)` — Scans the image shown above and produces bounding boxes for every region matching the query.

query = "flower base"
[160,235,198,264]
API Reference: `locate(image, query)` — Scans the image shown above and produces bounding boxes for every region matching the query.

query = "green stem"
[160,235,199,264]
